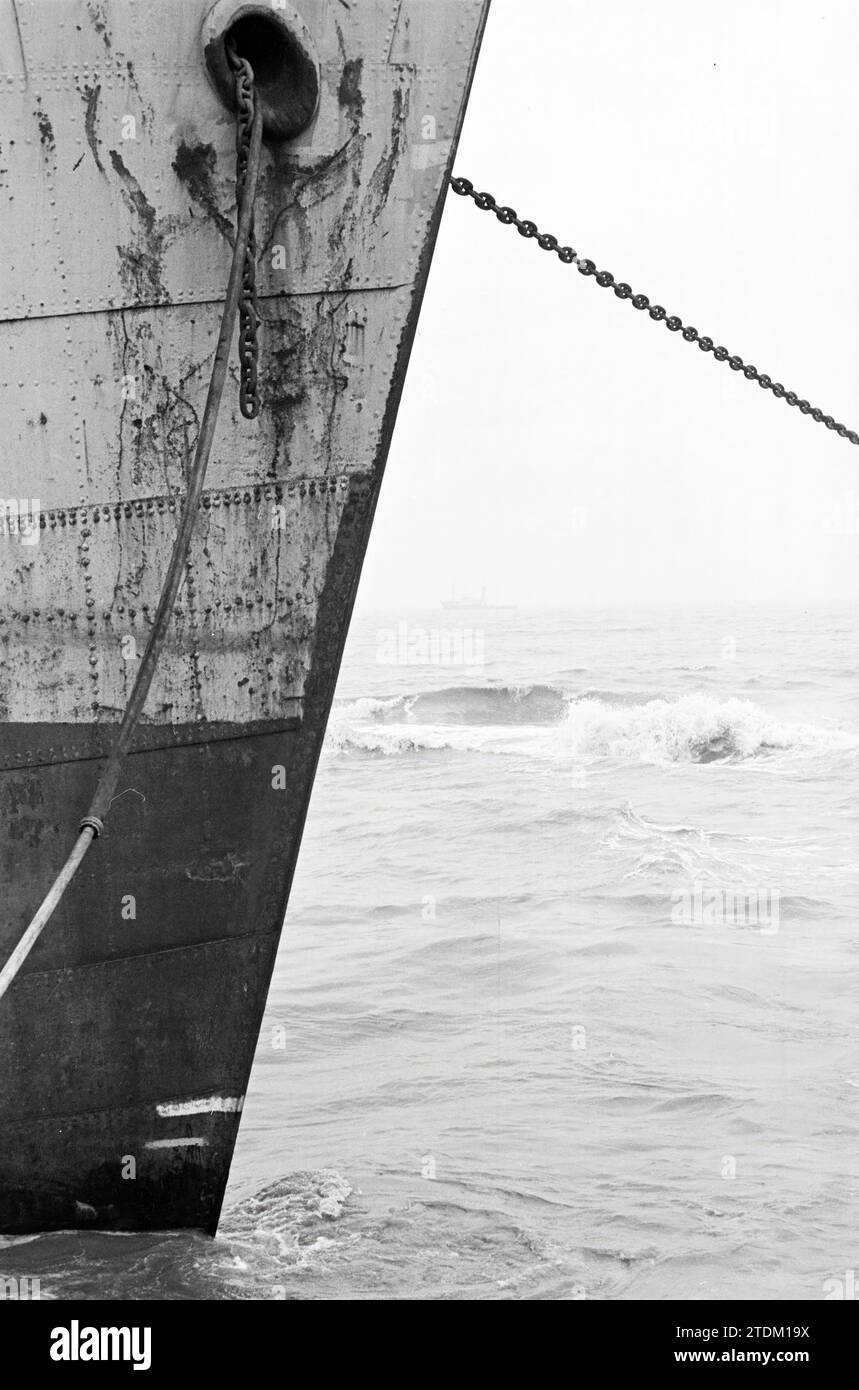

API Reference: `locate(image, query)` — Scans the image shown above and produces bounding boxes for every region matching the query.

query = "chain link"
[227,42,260,421]
[450,177,858,447]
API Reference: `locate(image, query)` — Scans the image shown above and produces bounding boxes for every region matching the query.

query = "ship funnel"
[203,1,320,142]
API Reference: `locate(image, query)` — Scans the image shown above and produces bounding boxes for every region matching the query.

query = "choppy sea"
[4,603,859,1300]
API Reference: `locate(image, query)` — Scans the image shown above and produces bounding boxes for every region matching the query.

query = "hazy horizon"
[354,595,859,614]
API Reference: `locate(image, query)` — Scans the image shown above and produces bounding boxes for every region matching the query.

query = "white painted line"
[155,1095,244,1118]
[144,1138,209,1150]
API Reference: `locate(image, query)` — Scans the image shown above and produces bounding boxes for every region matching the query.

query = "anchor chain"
[227,41,261,420]
[450,176,858,448]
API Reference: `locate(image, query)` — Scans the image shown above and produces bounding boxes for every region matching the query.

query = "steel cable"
[0,61,264,1005]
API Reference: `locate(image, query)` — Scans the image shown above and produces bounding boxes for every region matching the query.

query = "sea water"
[4,603,859,1300]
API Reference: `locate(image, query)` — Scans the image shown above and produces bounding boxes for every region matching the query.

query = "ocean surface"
[4,602,859,1300]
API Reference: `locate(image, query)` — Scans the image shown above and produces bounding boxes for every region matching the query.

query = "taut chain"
[451,177,858,448]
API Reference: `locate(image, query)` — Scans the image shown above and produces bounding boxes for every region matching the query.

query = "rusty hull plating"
[0,0,490,1234]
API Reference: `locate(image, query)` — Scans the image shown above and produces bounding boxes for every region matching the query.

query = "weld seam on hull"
[0,281,417,328]
[6,926,279,989]
[0,715,303,771]
[37,475,359,523]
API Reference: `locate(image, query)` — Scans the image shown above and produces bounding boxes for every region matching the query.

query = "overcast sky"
[356,0,859,608]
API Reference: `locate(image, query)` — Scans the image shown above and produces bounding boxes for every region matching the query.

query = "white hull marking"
[145,1138,210,1150]
[155,1095,244,1118]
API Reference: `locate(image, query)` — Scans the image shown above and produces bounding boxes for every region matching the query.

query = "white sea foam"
[559,693,859,764]
[324,688,859,764]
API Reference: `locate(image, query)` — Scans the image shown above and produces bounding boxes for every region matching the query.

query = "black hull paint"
[0,476,374,1234]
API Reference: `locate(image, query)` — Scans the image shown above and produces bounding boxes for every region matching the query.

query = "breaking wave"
[561,694,859,764]
[326,686,859,764]
[336,685,568,726]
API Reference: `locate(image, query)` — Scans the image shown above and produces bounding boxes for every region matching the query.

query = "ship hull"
[0,0,490,1232]
[0,468,368,1235]
[0,726,298,1234]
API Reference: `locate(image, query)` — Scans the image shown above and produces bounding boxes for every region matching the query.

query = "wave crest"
[341,685,567,727]
[325,687,858,764]
[563,693,859,763]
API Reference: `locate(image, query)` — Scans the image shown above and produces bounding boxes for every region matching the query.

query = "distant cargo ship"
[441,586,516,612]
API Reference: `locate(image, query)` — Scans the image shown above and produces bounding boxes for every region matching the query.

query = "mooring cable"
[0,59,263,1006]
